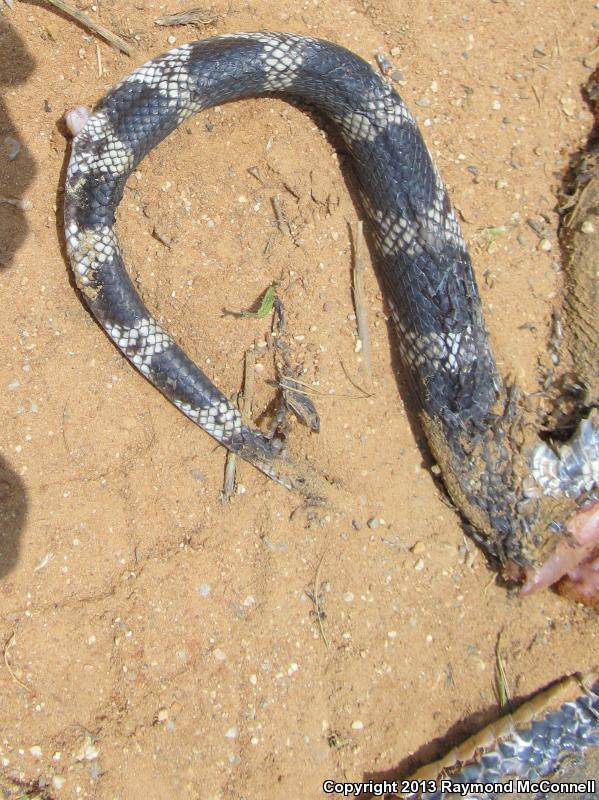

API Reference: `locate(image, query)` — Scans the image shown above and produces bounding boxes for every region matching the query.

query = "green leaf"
[254,285,276,318]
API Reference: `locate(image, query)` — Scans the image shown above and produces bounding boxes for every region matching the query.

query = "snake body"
[400,671,599,799]
[63,33,599,582]
[63,33,599,783]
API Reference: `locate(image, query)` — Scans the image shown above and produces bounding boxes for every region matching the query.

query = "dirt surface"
[1,1,598,798]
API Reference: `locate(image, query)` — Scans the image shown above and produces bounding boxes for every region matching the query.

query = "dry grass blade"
[495,635,510,709]
[351,220,372,379]
[3,633,31,694]
[96,42,103,77]
[155,7,217,26]
[338,356,374,398]
[241,350,255,424]
[278,375,370,401]
[307,552,329,649]
[221,351,255,502]
[221,428,238,502]
[41,0,132,55]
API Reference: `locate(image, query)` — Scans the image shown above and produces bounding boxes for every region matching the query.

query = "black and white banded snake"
[63,33,599,793]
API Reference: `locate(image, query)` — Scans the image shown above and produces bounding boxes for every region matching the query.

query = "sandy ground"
[0,1,598,798]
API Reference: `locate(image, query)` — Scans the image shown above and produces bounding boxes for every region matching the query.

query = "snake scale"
[63,33,599,791]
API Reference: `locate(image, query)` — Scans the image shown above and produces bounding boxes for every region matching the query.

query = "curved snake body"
[63,35,598,594]
[63,31,599,791]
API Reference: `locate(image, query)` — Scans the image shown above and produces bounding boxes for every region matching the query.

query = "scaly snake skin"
[63,33,599,786]
[63,32,599,576]
[397,672,599,799]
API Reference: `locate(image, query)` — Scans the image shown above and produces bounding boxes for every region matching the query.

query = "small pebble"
[527,218,546,237]
[367,517,380,530]
[416,96,431,107]
[2,136,20,161]
[581,220,595,234]
[411,541,426,555]
[343,591,355,603]
[376,53,393,75]
[167,35,176,45]
[539,238,552,252]
[351,720,364,731]
[414,558,425,571]
[214,648,226,661]
[560,96,576,117]
[91,760,103,779]
[29,745,42,759]
[491,100,501,110]
[351,519,362,530]
[157,708,169,722]
[197,583,211,597]
[76,737,98,761]
[225,727,238,739]
[52,776,66,790]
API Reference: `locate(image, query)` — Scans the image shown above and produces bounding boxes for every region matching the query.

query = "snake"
[62,33,599,789]
[391,670,599,799]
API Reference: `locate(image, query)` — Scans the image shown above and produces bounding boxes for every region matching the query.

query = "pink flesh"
[521,500,599,602]
[558,555,599,603]
[65,105,91,136]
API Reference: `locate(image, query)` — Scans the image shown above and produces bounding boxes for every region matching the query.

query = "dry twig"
[155,7,218,27]
[222,350,255,501]
[42,0,132,56]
